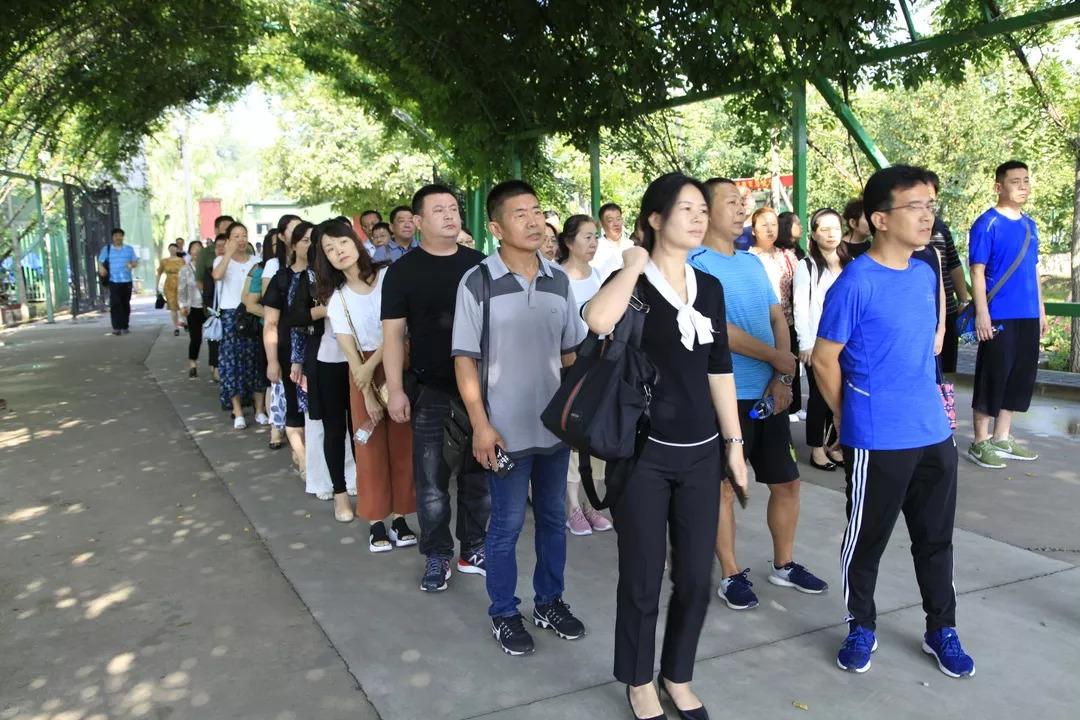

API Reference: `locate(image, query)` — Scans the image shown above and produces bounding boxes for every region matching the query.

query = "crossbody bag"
[956,218,1031,336]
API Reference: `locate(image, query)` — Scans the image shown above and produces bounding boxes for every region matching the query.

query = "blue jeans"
[486,447,571,618]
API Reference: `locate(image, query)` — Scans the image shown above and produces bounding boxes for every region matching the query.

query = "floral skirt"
[219,309,260,410]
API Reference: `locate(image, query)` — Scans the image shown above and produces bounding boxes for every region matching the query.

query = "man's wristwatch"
[774,373,794,386]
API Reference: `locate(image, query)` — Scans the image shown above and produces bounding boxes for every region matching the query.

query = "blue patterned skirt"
[219,309,260,410]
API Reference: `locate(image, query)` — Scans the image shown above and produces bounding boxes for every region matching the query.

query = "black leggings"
[804,366,837,448]
[187,307,204,362]
[207,340,220,369]
[317,361,352,494]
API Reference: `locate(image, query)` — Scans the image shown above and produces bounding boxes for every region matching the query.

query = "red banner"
[734,175,793,191]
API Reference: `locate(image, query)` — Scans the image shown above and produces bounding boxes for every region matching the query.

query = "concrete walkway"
[3,302,1080,719]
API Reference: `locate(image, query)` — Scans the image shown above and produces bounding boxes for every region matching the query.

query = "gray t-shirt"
[452,251,584,457]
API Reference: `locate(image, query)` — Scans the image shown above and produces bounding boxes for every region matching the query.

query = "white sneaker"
[797,410,807,421]
[315,491,333,501]
[233,416,247,430]
[789,413,801,423]
[255,413,269,426]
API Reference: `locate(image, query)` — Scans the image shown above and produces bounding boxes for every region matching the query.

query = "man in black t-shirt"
[382,184,489,593]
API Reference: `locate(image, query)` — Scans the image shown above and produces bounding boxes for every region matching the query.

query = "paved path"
[3,301,1079,719]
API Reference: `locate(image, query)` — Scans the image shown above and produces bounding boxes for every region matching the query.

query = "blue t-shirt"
[968,208,1040,320]
[734,226,754,251]
[689,247,777,399]
[817,254,951,451]
[98,244,138,283]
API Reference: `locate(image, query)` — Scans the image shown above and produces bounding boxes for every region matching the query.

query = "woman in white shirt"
[793,208,849,470]
[318,220,417,549]
[555,214,612,536]
[212,222,264,429]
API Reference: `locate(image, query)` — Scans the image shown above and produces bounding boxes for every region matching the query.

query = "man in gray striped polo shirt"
[452,180,587,657]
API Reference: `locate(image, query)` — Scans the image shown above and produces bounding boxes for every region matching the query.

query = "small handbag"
[937,359,957,431]
[203,283,223,342]
[443,265,492,476]
[234,302,261,339]
[101,246,112,288]
[155,292,166,309]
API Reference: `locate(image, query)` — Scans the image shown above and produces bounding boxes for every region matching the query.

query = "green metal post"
[588,128,601,217]
[792,81,808,238]
[898,0,920,40]
[510,143,523,180]
[34,180,55,323]
[811,77,891,170]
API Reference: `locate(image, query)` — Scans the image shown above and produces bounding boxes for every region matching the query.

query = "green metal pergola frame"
[501,0,1080,235]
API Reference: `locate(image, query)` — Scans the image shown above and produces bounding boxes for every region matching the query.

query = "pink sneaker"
[584,507,613,532]
[566,507,593,536]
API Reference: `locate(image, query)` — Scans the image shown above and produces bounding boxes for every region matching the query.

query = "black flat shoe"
[809,457,838,472]
[827,453,845,467]
[660,681,709,720]
[626,686,664,720]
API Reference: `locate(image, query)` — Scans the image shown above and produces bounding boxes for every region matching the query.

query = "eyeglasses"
[882,201,939,215]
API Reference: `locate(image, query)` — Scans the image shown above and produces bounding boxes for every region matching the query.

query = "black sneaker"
[533,597,586,640]
[492,614,535,656]
[420,555,451,593]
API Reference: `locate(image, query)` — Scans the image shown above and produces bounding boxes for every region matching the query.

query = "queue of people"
[141,158,1056,719]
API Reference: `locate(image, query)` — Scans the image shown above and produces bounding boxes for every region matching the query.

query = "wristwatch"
[775,373,794,386]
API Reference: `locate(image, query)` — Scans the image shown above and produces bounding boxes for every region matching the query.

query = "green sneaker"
[990,436,1038,461]
[967,440,1006,469]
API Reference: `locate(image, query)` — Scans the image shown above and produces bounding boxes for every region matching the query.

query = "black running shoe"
[533,596,586,640]
[492,614,534,656]
[420,555,451,592]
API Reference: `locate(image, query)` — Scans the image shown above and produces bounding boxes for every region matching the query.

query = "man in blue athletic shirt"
[966,160,1045,469]
[690,177,828,613]
[813,165,974,679]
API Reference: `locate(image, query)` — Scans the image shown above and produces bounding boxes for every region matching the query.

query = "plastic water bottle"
[959,324,1003,345]
[749,396,774,420]
[353,417,377,445]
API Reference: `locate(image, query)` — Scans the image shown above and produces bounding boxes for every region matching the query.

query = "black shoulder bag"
[442,265,491,475]
[101,246,112,288]
[540,278,660,509]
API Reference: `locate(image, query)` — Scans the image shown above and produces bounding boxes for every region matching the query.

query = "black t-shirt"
[260,267,295,367]
[381,245,485,393]
[624,269,734,444]
[844,239,871,259]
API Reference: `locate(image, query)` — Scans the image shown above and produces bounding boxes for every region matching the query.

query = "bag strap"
[985,217,1032,304]
[480,264,492,411]
[336,287,367,359]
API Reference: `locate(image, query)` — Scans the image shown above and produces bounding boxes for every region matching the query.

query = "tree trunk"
[769,127,782,210]
[1069,147,1080,372]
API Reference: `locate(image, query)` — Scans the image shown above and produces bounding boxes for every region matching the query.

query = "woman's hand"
[798,349,813,367]
[362,386,384,426]
[622,246,649,273]
[266,360,282,384]
[726,443,749,495]
[290,363,303,385]
[350,361,374,392]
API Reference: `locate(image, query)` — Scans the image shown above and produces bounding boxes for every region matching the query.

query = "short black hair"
[862,164,933,235]
[926,170,940,194]
[213,215,234,228]
[598,202,622,221]
[842,198,864,227]
[371,222,391,235]
[995,160,1028,184]
[215,233,228,242]
[543,210,559,219]
[111,228,125,236]
[167,242,179,249]
[487,179,538,221]
[411,184,456,215]
[360,209,381,221]
[389,205,414,224]
[187,240,202,254]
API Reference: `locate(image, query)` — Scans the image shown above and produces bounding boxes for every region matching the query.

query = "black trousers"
[317,360,352,494]
[840,437,958,634]
[804,366,836,448]
[613,438,721,686]
[109,282,132,330]
[940,311,958,374]
[207,340,220,369]
[787,323,802,414]
[187,307,205,362]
